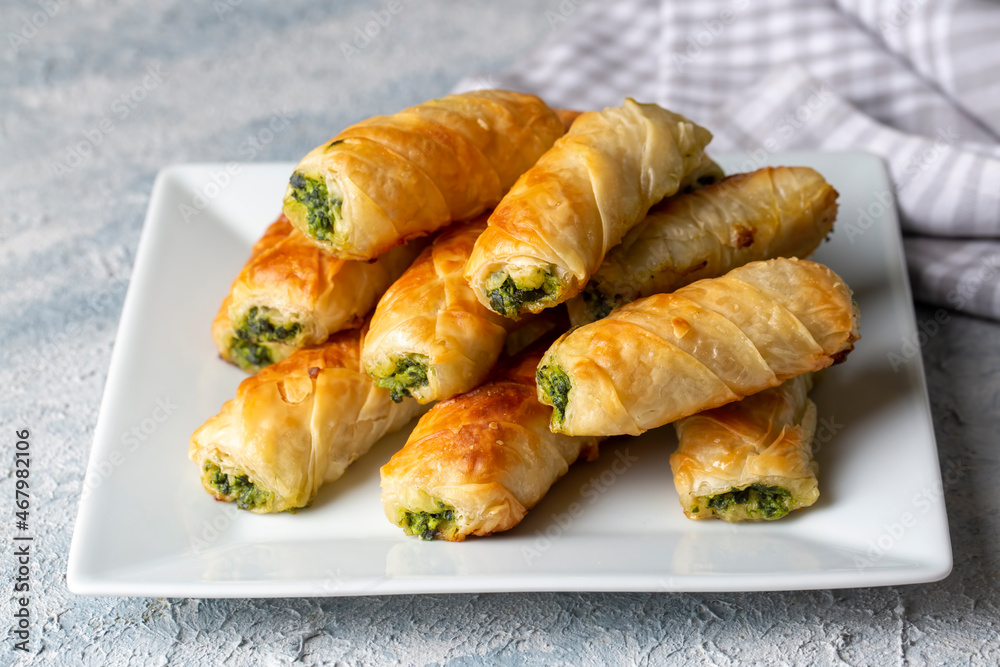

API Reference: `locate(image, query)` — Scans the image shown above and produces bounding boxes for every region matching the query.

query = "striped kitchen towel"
[455,0,1000,320]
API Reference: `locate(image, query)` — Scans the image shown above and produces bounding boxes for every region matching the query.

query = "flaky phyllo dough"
[362,216,519,404]
[465,98,714,319]
[212,215,422,373]
[282,90,565,260]
[537,258,859,436]
[191,327,420,513]
[671,374,820,522]
[568,166,838,325]
[380,339,600,541]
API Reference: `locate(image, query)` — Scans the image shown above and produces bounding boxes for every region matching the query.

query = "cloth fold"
[454,0,1000,320]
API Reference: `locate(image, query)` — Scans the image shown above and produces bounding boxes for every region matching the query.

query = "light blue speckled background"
[1,1,999,664]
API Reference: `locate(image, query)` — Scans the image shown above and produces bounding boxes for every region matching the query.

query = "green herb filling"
[288,171,343,243]
[703,483,793,520]
[236,306,302,344]
[486,273,561,318]
[581,286,618,322]
[537,363,572,425]
[228,337,273,371]
[202,461,274,511]
[400,503,456,541]
[374,354,430,403]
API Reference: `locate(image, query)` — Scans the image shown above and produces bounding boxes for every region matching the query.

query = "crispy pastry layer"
[568,166,838,325]
[671,374,820,522]
[282,90,565,260]
[211,215,422,373]
[380,340,600,541]
[537,258,859,436]
[363,216,518,404]
[191,327,421,513]
[465,99,713,319]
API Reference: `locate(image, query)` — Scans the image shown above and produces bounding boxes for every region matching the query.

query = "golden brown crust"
[670,374,820,521]
[283,90,566,260]
[190,326,422,513]
[465,99,714,318]
[380,340,600,541]
[212,214,423,373]
[554,108,583,131]
[538,258,859,436]
[567,166,839,325]
[362,216,516,403]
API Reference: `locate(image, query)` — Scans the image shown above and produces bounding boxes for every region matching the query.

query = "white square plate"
[68,152,952,596]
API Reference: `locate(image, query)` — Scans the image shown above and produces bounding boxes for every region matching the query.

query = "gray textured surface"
[2,1,999,665]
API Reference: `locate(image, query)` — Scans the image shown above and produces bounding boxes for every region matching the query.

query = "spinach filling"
[236,306,302,343]
[537,364,571,425]
[703,483,793,520]
[486,272,561,318]
[374,354,430,402]
[400,503,456,541]
[228,337,273,370]
[287,171,343,243]
[202,461,273,511]
[581,286,618,321]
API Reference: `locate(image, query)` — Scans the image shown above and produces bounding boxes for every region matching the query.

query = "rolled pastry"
[678,154,725,194]
[537,258,859,436]
[380,336,600,541]
[190,327,421,513]
[282,90,565,260]
[567,167,837,325]
[363,216,519,404]
[211,215,422,373]
[671,374,820,522]
[465,98,713,319]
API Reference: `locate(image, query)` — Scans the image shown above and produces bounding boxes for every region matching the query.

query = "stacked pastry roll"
[191,326,422,513]
[212,215,424,373]
[466,99,714,318]
[283,89,565,260]
[362,215,519,404]
[380,330,601,541]
[671,373,821,522]
[566,166,838,325]
[537,258,859,436]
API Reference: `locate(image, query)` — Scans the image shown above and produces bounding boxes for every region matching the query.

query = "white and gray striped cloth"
[455,0,1000,320]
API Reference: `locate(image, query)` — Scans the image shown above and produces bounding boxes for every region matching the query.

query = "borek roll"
[568,167,837,324]
[283,90,565,260]
[537,258,859,436]
[380,336,600,541]
[671,374,820,522]
[191,327,421,513]
[465,99,714,319]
